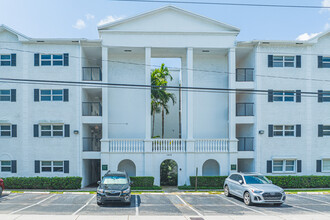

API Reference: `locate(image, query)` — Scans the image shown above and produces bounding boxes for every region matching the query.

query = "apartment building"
[0,6,329,187]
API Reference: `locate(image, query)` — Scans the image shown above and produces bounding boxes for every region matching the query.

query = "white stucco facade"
[1,6,330,187]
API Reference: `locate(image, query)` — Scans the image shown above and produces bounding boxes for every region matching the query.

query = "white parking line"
[72,194,96,216]
[287,203,330,217]
[217,195,267,216]
[294,194,330,205]
[176,195,203,217]
[9,194,56,214]
[135,195,139,216]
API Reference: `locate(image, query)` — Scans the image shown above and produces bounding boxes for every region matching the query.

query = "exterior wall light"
[259,130,264,134]
[73,130,79,134]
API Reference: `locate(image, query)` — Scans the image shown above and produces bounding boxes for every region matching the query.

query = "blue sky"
[0,0,329,41]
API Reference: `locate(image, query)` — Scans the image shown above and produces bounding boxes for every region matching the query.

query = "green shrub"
[189,176,227,188]
[130,176,154,187]
[1,177,82,190]
[266,176,330,188]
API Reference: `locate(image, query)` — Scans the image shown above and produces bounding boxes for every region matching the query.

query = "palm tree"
[159,90,176,138]
[151,99,161,138]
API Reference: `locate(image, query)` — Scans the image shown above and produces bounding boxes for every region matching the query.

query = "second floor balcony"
[236,68,254,82]
[83,137,101,152]
[82,102,102,116]
[82,67,102,81]
[236,103,254,116]
[237,137,254,151]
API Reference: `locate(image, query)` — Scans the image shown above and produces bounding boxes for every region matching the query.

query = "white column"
[228,48,238,174]
[186,48,194,140]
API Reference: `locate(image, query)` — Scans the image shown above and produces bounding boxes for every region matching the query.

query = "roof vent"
[262,42,270,44]
[36,41,45,43]
[124,50,132,52]
[202,50,210,53]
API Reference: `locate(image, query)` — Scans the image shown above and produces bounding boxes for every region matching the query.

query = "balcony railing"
[195,139,229,152]
[82,67,102,81]
[236,68,254,82]
[236,103,254,116]
[109,139,144,152]
[82,102,102,116]
[83,137,101,152]
[237,137,254,151]
[152,139,186,153]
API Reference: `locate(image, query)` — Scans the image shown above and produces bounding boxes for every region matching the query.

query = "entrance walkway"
[162,186,180,193]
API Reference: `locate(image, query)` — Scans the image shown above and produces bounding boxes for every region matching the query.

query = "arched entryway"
[118,159,136,177]
[160,159,178,186]
[202,159,220,176]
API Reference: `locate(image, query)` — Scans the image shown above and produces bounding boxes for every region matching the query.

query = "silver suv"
[224,173,286,206]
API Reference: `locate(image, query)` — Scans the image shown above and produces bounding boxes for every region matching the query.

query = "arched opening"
[202,159,220,176]
[118,159,136,177]
[160,159,178,186]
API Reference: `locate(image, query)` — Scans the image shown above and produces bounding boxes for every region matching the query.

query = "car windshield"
[244,175,271,184]
[102,175,128,185]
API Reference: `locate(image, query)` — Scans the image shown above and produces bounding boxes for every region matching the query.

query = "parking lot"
[0,192,330,219]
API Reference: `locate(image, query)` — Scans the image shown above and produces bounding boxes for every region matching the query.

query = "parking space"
[0,192,330,218]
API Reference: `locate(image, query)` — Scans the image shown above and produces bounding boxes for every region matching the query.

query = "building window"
[40,125,63,137]
[40,89,63,101]
[322,125,330,136]
[273,91,295,102]
[273,56,295,67]
[321,91,330,102]
[323,159,330,172]
[273,160,295,173]
[41,54,63,66]
[0,161,11,172]
[0,54,11,66]
[41,161,64,172]
[0,125,11,137]
[273,125,295,137]
[0,90,11,101]
[320,56,330,68]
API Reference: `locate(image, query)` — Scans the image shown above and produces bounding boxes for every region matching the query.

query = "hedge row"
[130,176,154,187]
[189,176,330,189]
[1,177,82,189]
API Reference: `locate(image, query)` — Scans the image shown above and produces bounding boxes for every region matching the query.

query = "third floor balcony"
[82,67,102,81]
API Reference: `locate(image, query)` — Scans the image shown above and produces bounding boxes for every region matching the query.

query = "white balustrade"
[152,139,186,152]
[109,139,144,152]
[194,139,229,152]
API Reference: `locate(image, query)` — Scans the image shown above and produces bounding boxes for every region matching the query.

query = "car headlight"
[97,188,104,194]
[122,187,130,194]
[251,189,263,194]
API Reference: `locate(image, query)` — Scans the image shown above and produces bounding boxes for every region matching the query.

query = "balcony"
[152,139,186,153]
[83,137,101,152]
[194,139,229,152]
[236,103,254,116]
[82,67,102,81]
[237,137,254,151]
[236,68,254,82]
[82,102,102,116]
[109,139,145,153]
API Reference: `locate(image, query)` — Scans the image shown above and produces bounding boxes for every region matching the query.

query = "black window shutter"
[268,90,273,102]
[316,160,322,172]
[35,160,40,173]
[64,53,69,66]
[11,160,17,173]
[267,160,272,173]
[296,55,301,68]
[11,89,16,102]
[318,125,323,137]
[34,124,39,137]
[297,160,302,173]
[296,124,301,137]
[268,55,273,67]
[64,124,70,137]
[63,89,69,102]
[318,90,323,103]
[34,89,39,102]
[34,53,40,66]
[64,161,69,173]
[12,124,17,137]
[11,54,16,66]
[268,125,273,137]
[296,90,301,103]
[318,56,323,68]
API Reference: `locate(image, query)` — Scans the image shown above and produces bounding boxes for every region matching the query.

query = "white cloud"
[85,13,95,20]
[296,32,321,41]
[73,19,86,30]
[98,15,124,26]
[320,0,330,13]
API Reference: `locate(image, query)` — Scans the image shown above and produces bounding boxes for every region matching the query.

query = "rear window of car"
[244,175,270,184]
[102,175,128,185]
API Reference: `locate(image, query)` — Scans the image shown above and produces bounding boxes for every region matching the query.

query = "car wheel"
[0,188,2,197]
[244,192,252,206]
[273,203,283,207]
[224,185,231,197]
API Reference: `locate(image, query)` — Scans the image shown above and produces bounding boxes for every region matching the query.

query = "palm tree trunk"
[162,107,165,138]
[152,110,155,138]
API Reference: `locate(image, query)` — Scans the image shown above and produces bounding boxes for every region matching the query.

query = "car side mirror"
[97,181,101,185]
[238,180,243,185]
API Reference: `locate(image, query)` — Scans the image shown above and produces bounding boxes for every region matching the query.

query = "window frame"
[322,56,330,68]
[273,125,295,137]
[0,160,11,172]
[322,125,330,136]
[41,161,64,173]
[0,124,11,137]
[322,159,330,172]
[273,55,295,68]
[273,90,295,102]
[0,89,11,101]
[40,89,63,102]
[40,124,64,137]
[40,54,64,66]
[272,159,296,173]
[322,91,330,102]
[0,54,11,66]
